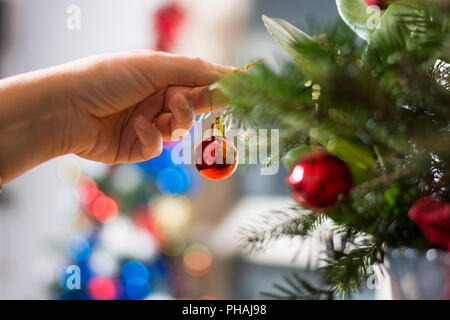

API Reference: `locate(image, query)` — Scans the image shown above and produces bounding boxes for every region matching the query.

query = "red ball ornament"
[194,118,238,181]
[286,151,353,208]
[364,0,389,10]
[408,197,450,251]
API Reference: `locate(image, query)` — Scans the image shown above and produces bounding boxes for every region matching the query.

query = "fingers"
[132,115,163,161]
[154,86,231,141]
[154,93,195,141]
[164,86,230,114]
[124,50,236,87]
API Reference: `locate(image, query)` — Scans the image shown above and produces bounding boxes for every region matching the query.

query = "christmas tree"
[214,0,450,298]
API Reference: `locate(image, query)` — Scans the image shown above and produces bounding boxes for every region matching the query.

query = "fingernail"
[214,63,237,75]
[136,116,148,131]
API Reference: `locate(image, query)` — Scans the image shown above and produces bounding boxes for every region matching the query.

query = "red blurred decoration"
[88,277,117,300]
[77,175,118,223]
[154,2,185,52]
[76,176,97,194]
[194,136,238,181]
[286,151,353,208]
[82,187,103,214]
[133,205,161,240]
[408,197,450,251]
[92,195,119,223]
[77,176,102,214]
[364,0,389,10]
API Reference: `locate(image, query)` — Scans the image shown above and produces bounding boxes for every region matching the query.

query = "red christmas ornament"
[154,2,185,52]
[88,277,117,300]
[194,118,238,181]
[364,0,389,10]
[408,197,450,251]
[286,151,353,208]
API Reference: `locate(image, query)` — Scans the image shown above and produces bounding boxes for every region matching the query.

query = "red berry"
[286,151,353,208]
[408,197,450,251]
[194,136,238,181]
[364,0,389,10]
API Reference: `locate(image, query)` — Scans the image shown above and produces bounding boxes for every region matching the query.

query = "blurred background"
[0,0,388,299]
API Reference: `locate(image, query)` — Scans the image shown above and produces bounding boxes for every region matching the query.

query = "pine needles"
[220,0,449,299]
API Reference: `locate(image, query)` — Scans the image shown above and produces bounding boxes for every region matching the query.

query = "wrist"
[0,67,70,184]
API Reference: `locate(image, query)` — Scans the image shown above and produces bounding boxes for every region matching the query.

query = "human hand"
[63,50,234,164]
[0,51,234,184]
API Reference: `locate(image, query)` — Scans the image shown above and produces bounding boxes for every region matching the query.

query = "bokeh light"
[66,235,90,262]
[58,157,82,185]
[122,261,149,284]
[88,276,117,300]
[99,217,158,260]
[77,176,119,223]
[92,195,118,223]
[153,195,191,231]
[149,148,173,172]
[156,165,191,195]
[125,280,152,300]
[182,244,212,277]
[133,206,161,240]
[89,249,118,278]
[79,176,101,214]
[122,261,151,299]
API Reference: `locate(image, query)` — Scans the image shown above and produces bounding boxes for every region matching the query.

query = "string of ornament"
[194,59,265,181]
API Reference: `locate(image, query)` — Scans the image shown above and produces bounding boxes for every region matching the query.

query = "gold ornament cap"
[211,117,225,137]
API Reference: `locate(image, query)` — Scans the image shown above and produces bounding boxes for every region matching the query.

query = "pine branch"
[320,239,384,297]
[223,0,449,298]
[238,207,327,255]
[260,274,334,300]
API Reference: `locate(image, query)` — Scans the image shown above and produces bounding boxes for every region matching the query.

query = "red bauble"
[154,2,185,52]
[364,0,389,10]
[286,151,353,208]
[194,136,238,181]
[408,197,450,251]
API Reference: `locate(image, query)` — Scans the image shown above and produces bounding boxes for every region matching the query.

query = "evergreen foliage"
[215,0,450,298]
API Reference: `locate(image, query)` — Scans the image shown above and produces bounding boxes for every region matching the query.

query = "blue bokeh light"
[149,148,173,172]
[137,147,177,180]
[124,279,152,300]
[67,235,91,262]
[121,261,151,300]
[156,165,190,195]
[122,261,149,283]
